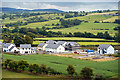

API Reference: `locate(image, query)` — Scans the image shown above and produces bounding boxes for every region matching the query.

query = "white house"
[20,44,36,54]
[37,43,48,51]
[45,44,65,53]
[3,43,19,53]
[98,44,114,54]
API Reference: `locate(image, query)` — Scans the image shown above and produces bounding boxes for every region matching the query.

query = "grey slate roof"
[45,40,56,44]
[57,41,66,45]
[38,43,46,47]
[20,44,31,48]
[3,43,15,48]
[46,44,61,49]
[67,42,80,46]
[98,44,111,49]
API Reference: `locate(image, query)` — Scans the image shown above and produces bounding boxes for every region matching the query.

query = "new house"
[65,42,80,51]
[98,44,114,54]
[37,43,48,51]
[3,43,19,53]
[20,44,36,54]
[45,44,65,53]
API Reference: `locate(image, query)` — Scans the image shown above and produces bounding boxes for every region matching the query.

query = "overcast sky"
[2,0,120,2]
[1,0,118,11]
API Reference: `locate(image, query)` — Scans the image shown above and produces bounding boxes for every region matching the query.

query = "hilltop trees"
[60,19,82,28]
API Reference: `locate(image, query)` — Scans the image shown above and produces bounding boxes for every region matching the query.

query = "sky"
[1,0,119,11]
[2,0,120,2]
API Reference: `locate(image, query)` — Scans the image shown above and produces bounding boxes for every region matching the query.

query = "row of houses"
[0,40,115,54]
[37,40,81,53]
[2,43,36,54]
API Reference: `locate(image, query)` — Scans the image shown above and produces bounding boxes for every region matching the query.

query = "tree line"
[2,59,105,80]
[2,27,114,46]
[59,18,83,28]
[4,16,49,28]
[2,12,53,20]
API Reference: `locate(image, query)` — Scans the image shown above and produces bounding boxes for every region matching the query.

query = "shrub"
[40,64,47,74]
[18,60,29,71]
[94,74,105,80]
[80,67,94,80]
[66,64,75,76]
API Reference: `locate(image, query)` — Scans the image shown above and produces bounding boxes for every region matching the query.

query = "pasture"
[3,54,118,78]
[34,37,112,41]
[33,41,118,46]
[49,23,118,36]
[2,70,64,78]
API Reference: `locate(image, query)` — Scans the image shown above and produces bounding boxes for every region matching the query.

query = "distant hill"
[1,7,65,13]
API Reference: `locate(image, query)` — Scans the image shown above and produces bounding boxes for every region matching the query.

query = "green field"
[102,16,118,22]
[20,20,60,28]
[65,15,113,23]
[33,41,118,46]
[2,70,65,78]
[2,70,43,78]
[33,37,118,46]
[49,23,118,35]
[34,37,112,41]
[77,42,118,45]
[2,11,118,36]
[3,54,118,78]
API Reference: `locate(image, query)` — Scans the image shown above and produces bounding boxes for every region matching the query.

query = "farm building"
[3,43,19,53]
[98,44,114,54]
[37,43,48,51]
[65,42,80,51]
[45,40,56,44]
[20,44,36,54]
[45,44,65,53]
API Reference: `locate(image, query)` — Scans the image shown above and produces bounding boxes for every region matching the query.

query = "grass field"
[32,41,118,46]
[2,11,118,36]
[2,70,65,78]
[3,54,118,78]
[20,19,60,28]
[65,15,113,23]
[2,70,44,78]
[34,37,112,41]
[102,16,118,22]
[49,23,118,36]
[77,42,118,45]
